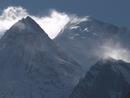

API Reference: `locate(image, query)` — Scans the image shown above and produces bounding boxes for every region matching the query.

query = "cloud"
[99,41,130,63]
[32,10,70,39]
[0,6,28,37]
[0,6,88,39]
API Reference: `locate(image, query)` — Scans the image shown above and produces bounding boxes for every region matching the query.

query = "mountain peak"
[1,16,51,49]
[98,57,122,64]
[70,58,130,98]
[20,16,37,25]
[25,16,34,20]
[6,16,48,38]
[97,57,129,66]
[0,17,82,98]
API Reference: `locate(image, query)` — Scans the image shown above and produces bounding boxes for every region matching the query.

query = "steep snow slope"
[0,16,82,98]
[55,16,130,72]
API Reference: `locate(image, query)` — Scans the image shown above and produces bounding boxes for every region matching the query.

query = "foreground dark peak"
[70,59,130,98]
[124,91,130,98]
[96,57,129,66]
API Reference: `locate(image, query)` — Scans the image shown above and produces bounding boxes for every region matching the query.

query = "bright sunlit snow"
[0,6,88,39]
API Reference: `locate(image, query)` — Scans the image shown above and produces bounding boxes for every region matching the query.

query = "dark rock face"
[0,16,82,98]
[70,59,130,98]
[55,17,130,72]
[124,91,130,98]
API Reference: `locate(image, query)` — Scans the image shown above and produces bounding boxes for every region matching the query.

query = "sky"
[0,0,130,62]
[0,0,129,28]
[0,0,129,39]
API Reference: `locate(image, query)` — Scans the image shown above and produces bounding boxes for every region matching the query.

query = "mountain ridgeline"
[70,58,130,98]
[0,16,82,98]
[0,15,130,98]
[55,16,130,72]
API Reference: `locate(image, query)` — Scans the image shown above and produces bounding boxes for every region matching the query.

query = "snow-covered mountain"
[54,16,130,72]
[69,58,130,98]
[0,16,82,98]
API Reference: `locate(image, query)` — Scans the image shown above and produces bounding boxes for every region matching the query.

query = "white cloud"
[69,16,89,25]
[0,6,88,39]
[32,10,70,39]
[99,41,130,63]
[0,6,28,37]
[70,26,80,30]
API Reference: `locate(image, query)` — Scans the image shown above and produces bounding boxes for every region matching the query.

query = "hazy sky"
[0,0,129,28]
[0,0,130,62]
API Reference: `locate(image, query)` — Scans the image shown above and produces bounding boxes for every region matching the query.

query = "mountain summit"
[0,16,82,98]
[55,17,129,72]
[12,16,47,34]
[70,59,130,98]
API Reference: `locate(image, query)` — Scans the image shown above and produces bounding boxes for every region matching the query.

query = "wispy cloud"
[32,10,70,39]
[0,6,88,39]
[98,40,130,62]
[0,6,28,36]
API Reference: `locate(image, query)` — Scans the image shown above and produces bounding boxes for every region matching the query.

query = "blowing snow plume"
[0,6,69,39]
[0,6,88,39]
[99,41,130,63]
